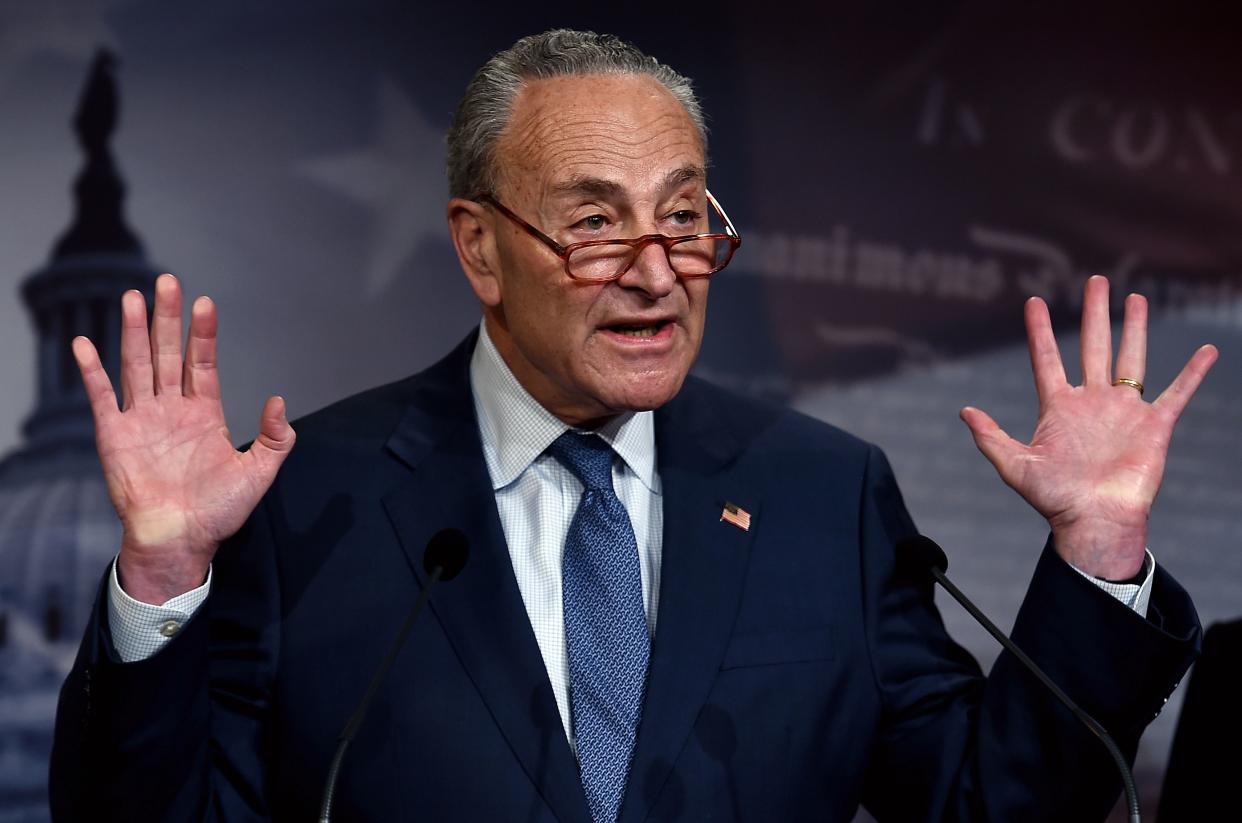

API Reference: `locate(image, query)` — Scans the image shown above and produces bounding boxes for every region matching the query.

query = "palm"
[97,395,255,551]
[961,276,1217,578]
[1010,385,1168,525]
[74,275,294,602]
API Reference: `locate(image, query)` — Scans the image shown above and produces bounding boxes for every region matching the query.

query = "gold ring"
[1113,377,1144,395]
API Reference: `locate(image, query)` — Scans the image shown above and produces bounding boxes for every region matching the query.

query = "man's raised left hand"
[960,274,1218,580]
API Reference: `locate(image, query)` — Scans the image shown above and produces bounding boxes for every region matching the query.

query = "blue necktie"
[550,431,650,823]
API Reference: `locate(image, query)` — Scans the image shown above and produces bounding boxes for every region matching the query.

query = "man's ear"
[447,198,502,306]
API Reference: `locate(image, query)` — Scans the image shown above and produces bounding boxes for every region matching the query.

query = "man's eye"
[670,210,701,227]
[576,214,608,231]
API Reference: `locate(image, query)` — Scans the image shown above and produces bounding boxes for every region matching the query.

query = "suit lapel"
[380,336,592,823]
[377,342,760,823]
[620,381,761,823]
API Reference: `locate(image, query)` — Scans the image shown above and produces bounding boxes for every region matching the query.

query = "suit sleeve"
[49,494,283,823]
[855,445,1201,821]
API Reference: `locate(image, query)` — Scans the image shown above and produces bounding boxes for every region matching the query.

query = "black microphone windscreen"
[897,534,949,577]
[424,528,469,581]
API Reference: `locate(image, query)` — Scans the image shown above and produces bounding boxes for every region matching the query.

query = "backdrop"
[1,3,1238,820]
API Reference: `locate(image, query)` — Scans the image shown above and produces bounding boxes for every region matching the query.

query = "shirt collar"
[469,322,658,493]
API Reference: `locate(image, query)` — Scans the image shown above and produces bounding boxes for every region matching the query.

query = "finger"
[1153,344,1219,421]
[151,274,184,394]
[1113,292,1148,391]
[183,296,220,400]
[1080,274,1112,387]
[960,406,1026,487]
[72,336,120,418]
[1024,296,1067,408]
[244,396,297,486]
[119,289,154,409]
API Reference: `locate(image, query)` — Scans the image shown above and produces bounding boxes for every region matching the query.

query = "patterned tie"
[549,431,650,823]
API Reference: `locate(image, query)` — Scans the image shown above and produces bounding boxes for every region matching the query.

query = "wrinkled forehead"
[494,73,706,207]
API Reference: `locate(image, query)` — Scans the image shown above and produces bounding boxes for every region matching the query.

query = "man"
[51,29,1216,821]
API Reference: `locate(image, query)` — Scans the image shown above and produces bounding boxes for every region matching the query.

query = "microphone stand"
[930,565,1141,823]
[317,564,445,823]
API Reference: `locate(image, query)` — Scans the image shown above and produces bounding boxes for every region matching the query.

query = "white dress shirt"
[467,323,662,742]
[107,324,1154,742]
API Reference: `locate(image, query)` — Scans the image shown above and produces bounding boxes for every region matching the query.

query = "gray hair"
[446,29,708,199]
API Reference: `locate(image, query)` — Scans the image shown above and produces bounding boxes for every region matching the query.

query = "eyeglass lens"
[566,237,733,281]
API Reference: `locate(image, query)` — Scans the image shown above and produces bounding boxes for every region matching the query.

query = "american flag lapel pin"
[720,501,751,532]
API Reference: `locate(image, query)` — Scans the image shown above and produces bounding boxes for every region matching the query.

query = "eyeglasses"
[475,190,742,282]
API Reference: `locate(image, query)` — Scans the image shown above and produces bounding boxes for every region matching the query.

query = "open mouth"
[604,320,672,339]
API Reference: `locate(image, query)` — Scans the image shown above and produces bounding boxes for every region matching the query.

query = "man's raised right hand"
[74,273,295,605]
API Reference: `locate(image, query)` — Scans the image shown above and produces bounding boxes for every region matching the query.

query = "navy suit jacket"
[51,333,1200,821]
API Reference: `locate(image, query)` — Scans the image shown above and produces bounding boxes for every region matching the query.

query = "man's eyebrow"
[663,165,705,192]
[550,176,625,199]
[549,165,706,201]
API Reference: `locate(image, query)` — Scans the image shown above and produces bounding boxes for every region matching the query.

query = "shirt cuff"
[106,557,212,663]
[1071,549,1155,618]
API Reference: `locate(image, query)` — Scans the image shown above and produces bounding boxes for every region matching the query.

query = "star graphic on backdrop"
[298,77,447,296]
[0,0,133,91]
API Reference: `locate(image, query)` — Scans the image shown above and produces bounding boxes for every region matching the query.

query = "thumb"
[247,395,296,483]
[959,406,1024,483]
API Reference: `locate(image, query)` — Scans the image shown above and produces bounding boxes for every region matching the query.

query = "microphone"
[318,528,469,822]
[897,534,1141,823]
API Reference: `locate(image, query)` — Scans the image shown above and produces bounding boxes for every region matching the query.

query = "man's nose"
[618,240,677,299]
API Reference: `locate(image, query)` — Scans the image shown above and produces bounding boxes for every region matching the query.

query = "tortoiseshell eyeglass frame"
[474,190,742,282]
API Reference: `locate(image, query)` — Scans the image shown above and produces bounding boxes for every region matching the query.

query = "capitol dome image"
[0,51,156,822]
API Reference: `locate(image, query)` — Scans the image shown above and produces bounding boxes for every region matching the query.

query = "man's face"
[478,73,711,426]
